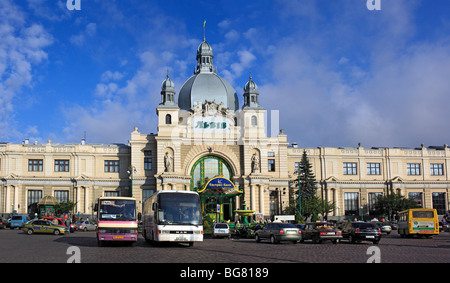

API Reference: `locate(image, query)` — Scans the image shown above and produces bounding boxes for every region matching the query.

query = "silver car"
[77,220,97,231]
[212,223,231,238]
[255,223,302,244]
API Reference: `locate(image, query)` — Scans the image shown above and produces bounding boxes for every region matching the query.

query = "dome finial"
[203,20,206,41]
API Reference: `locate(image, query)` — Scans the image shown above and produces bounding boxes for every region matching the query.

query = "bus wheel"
[189,242,194,247]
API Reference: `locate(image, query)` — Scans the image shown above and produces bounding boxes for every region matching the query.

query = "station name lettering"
[195,121,227,129]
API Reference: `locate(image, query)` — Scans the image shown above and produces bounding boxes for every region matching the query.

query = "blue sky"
[1,0,450,148]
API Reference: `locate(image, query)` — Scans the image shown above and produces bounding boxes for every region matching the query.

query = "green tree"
[298,150,317,200]
[375,192,420,220]
[54,201,76,216]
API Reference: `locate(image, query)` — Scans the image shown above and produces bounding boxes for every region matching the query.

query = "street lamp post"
[298,172,302,216]
[360,206,364,221]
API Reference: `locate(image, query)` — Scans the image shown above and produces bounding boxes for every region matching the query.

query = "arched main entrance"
[190,155,240,222]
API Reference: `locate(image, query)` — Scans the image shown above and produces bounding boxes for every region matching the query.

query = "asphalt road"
[1,229,449,264]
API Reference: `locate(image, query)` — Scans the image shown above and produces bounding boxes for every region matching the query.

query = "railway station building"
[1,38,449,221]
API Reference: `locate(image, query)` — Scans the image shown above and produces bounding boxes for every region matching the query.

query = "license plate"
[366,235,375,239]
[327,232,335,235]
[113,236,124,239]
[287,230,297,234]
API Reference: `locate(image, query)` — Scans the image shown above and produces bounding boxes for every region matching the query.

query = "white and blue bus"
[142,190,203,246]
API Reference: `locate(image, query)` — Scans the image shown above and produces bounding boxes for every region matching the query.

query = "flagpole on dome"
[203,19,206,41]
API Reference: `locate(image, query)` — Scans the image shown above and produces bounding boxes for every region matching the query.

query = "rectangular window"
[344,192,359,216]
[268,159,275,172]
[104,160,119,172]
[55,160,69,172]
[343,162,357,175]
[407,163,421,175]
[268,152,275,157]
[142,189,154,203]
[54,190,69,203]
[430,164,443,176]
[368,192,382,212]
[294,162,301,172]
[28,190,42,205]
[104,191,120,197]
[144,158,152,170]
[432,193,446,215]
[367,163,380,175]
[28,159,43,172]
[408,192,423,207]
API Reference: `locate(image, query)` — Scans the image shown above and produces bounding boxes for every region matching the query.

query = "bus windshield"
[157,193,201,225]
[99,199,136,221]
[412,211,435,218]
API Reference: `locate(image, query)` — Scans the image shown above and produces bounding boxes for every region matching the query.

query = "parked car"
[22,219,67,235]
[255,223,302,244]
[10,215,30,229]
[340,221,381,244]
[43,216,75,233]
[0,217,6,229]
[375,222,392,234]
[76,220,97,231]
[439,221,450,232]
[300,222,342,244]
[212,223,231,238]
[389,221,398,230]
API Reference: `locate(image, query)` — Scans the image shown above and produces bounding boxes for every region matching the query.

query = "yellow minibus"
[398,208,439,238]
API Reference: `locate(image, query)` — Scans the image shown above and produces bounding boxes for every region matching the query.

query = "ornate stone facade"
[1,39,449,219]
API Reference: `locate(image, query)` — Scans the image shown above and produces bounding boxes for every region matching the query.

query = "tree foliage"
[54,201,76,215]
[298,150,317,200]
[375,192,420,220]
[285,150,335,222]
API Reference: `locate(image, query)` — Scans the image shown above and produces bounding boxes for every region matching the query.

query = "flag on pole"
[203,20,206,41]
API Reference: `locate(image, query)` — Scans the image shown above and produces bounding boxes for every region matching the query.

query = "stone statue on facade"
[251,153,260,173]
[164,152,173,172]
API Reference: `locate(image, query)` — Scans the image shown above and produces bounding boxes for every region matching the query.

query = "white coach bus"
[142,190,203,246]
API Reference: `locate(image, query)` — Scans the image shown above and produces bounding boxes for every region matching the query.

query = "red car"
[42,217,76,232]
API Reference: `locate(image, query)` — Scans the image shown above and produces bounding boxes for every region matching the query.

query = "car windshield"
[157,193,201,225]
[215,223,228,228]
[99,199,136,221]
[276,223,297,228]
[353,223,376,229]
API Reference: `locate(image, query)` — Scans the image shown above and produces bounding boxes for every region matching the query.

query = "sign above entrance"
[198,176,242,195]
[192,116,232,134]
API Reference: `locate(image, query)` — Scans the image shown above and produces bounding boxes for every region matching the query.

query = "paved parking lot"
[1,229,449,264]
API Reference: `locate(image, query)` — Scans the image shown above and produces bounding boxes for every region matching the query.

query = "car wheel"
[255,234,261,243]
[27,229,33,235]
[349,235,355,244]
[53,229,60,235]
[270,235,278,244]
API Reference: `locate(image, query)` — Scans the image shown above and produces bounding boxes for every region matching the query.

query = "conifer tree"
[298,150,317,200]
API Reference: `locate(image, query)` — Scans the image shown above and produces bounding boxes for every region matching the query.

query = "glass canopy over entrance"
[190,156,241,222]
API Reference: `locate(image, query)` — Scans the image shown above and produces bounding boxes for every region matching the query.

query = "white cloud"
[0,0,53,141]
[70,22,97,46]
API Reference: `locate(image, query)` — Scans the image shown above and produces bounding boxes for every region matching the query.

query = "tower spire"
[203,20,206,41]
